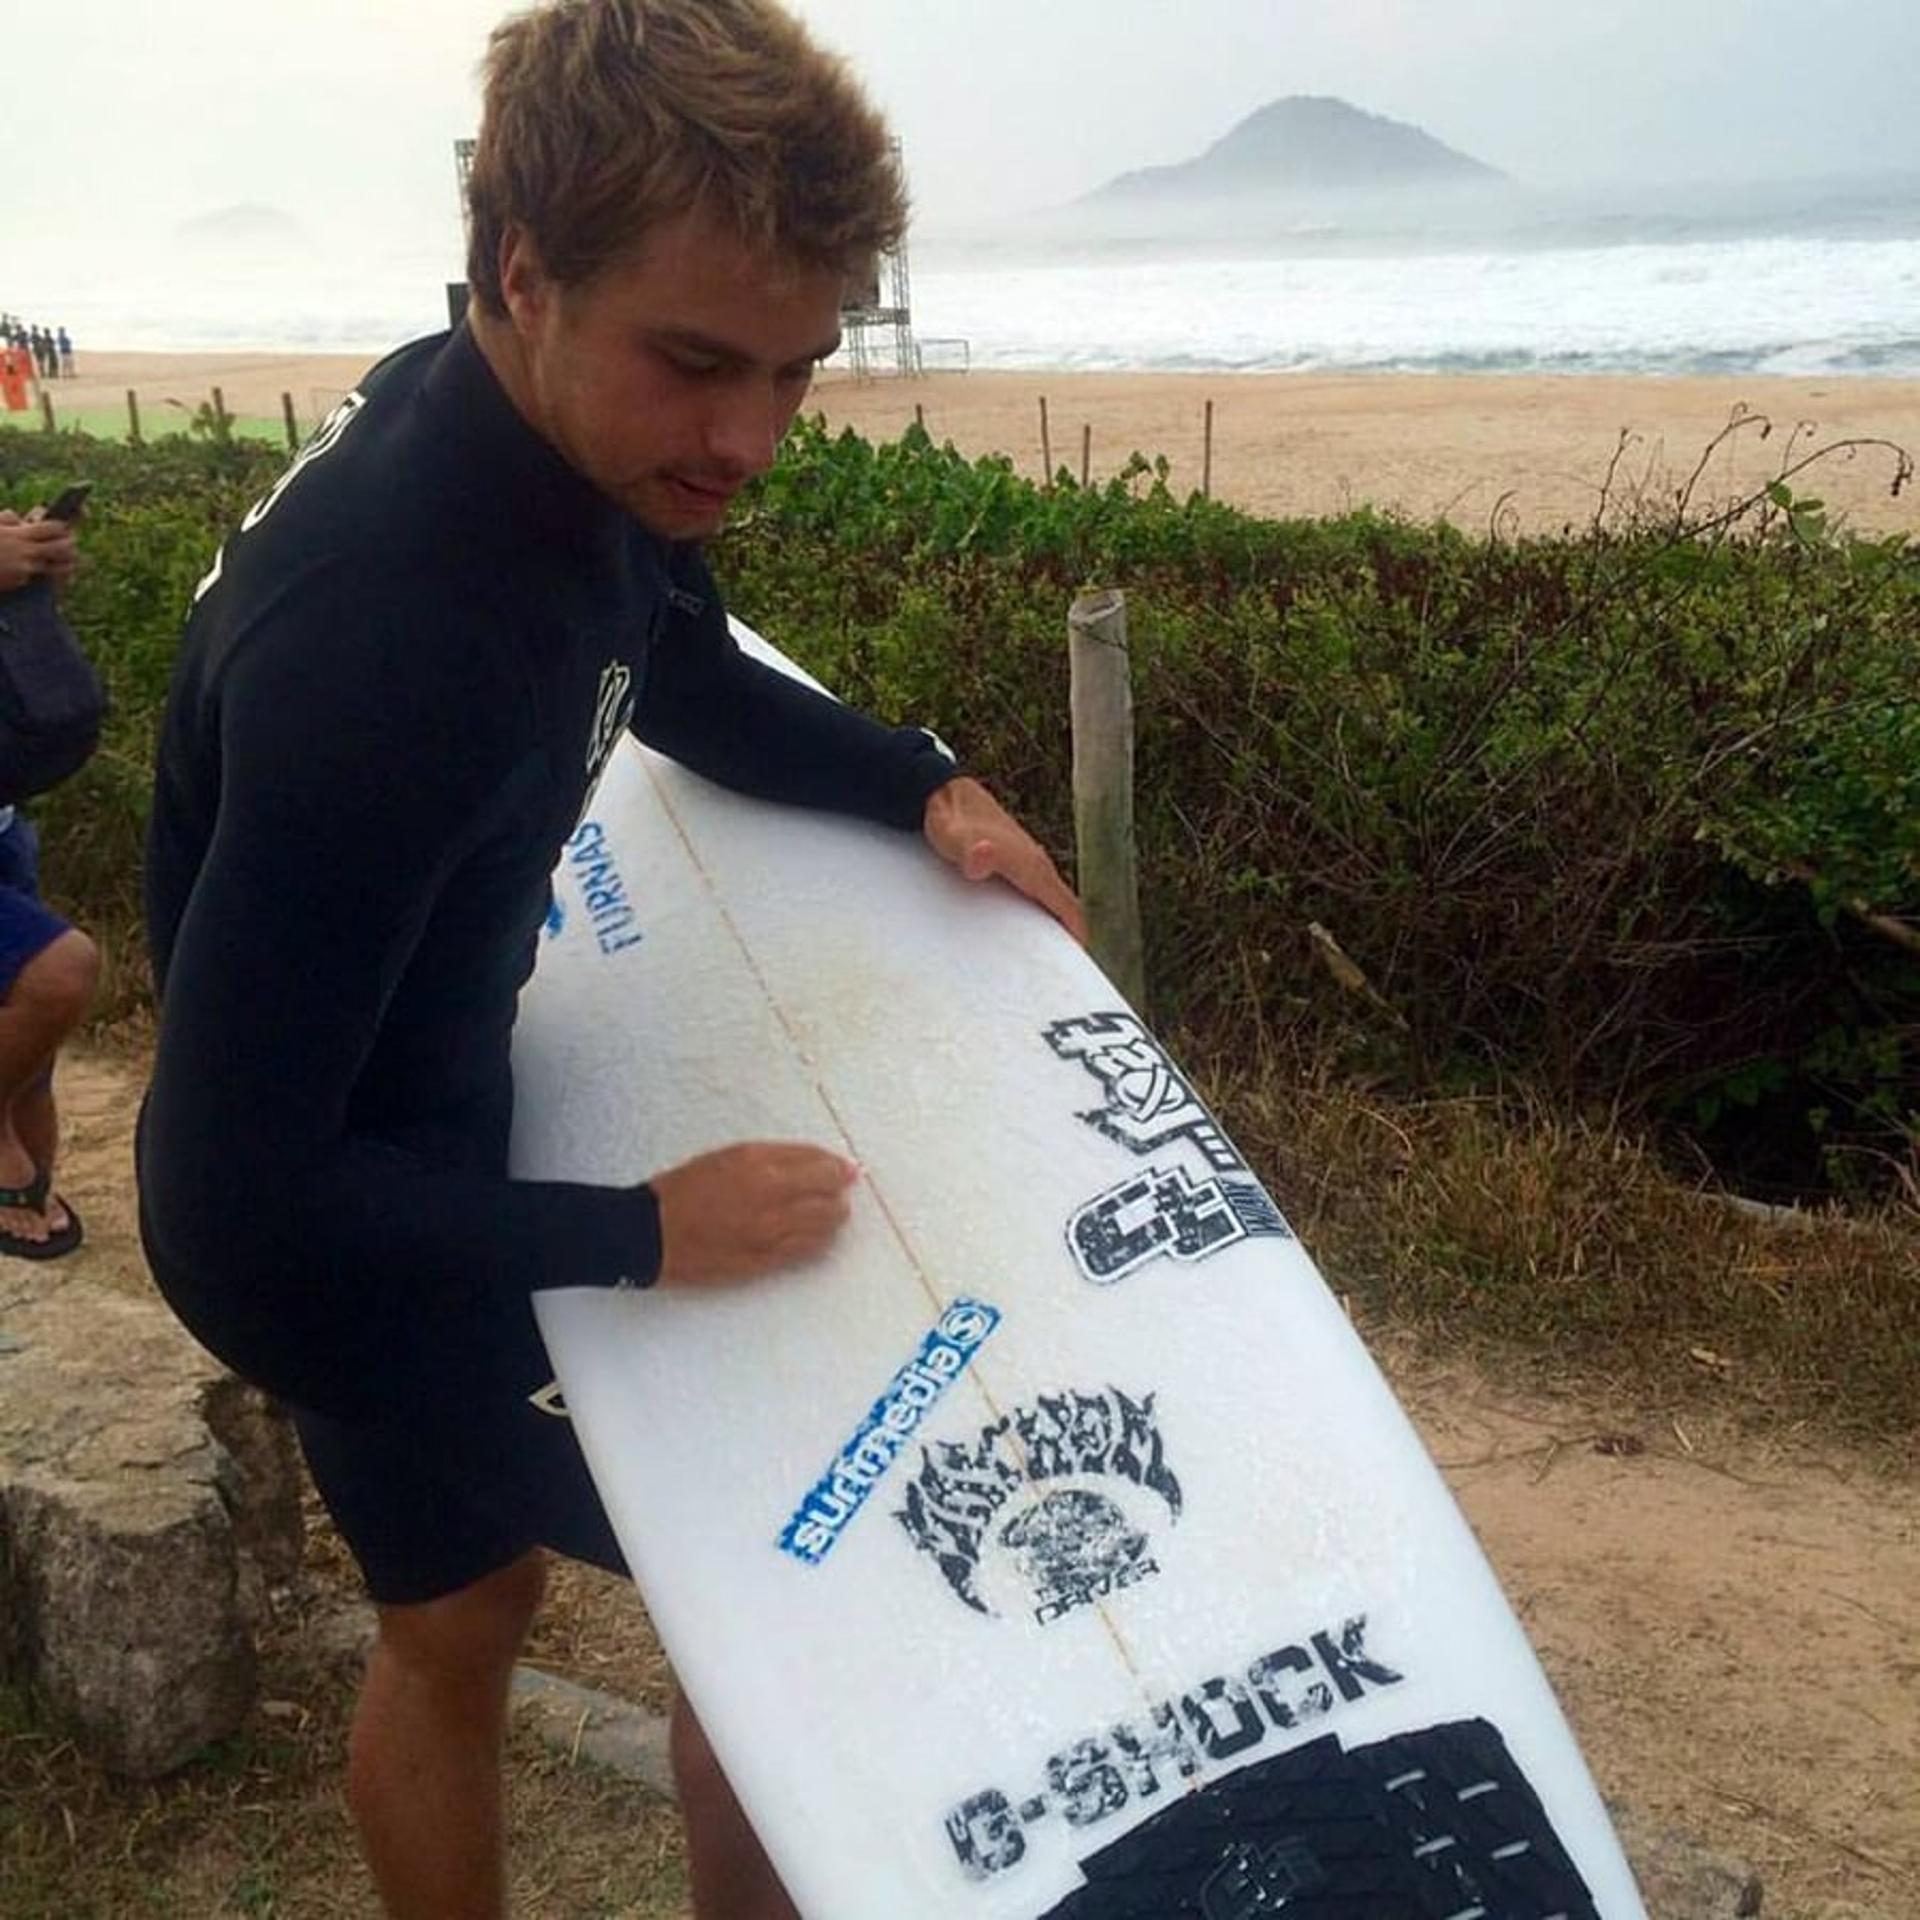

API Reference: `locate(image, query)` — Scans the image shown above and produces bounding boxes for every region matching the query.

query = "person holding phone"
[0,502,80,591]
[0,492,99,1258]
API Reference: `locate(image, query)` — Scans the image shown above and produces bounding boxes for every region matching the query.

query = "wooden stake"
[211,386,229,429]
[1039,395,1052,488]
[38,389,54,432]
[1081,422,1091,488]
[1202,398,1214,499]
[126,388,142,445]
[282,391,299,450]
[913,402,925,433]
[1068,588,1145,1010]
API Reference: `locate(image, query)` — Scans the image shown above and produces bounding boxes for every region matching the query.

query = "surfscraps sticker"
[1045,1012,1292,1285]
[778,1299,1001,1567]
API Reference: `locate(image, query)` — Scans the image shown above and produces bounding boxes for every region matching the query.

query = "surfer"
[136,3,1083,1916]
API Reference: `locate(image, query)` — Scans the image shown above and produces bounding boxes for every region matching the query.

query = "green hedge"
[713,417,1920,1197]
[4,412,1915,1198]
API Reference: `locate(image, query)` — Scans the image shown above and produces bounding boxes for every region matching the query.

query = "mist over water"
[8,175,1918,378]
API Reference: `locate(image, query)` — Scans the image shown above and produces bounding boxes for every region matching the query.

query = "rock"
[509,1665,675,1798]
[1613,1807,1765,1917]
[0,1272,303,1777]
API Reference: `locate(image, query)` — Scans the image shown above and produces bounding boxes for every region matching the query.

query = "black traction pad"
[1041,1717,1602,1919]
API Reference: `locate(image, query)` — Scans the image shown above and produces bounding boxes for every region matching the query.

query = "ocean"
[10,177,1920,378]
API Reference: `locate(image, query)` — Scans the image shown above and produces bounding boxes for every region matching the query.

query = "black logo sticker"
[1069,1165,1291,1285]
[894,1387,1182,1627]
[945,1614,1405,1881]
[1047,1012,1292,1286]
[1046,1013,1242,1171]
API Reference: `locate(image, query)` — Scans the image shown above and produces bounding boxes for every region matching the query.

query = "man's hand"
[924,775,1087,944]
[652,1141,858,1287]
[0,510,78,594]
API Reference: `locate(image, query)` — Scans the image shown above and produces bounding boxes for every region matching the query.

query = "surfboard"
[510,620,1647,1919]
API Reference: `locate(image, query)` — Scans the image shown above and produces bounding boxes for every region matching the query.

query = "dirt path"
[48,1043,1919,1917]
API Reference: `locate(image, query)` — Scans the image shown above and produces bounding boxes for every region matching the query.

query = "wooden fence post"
[1202,398,1214,499]
[282,391,299,450]
[126,389,142,445]
[1068,588,1145,1010]
[38,389,54,432]
[211,387,229,432]
[1081,422,1092,488]
[1039,395,1052,489]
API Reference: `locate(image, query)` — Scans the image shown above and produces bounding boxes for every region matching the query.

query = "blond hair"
[466,0,907,313]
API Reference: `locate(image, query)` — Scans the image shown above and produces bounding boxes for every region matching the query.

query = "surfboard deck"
[510,622,1646,1918]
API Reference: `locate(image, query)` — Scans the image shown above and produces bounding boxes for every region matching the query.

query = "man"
[0,508,96,1260]
[137,2,1081,1916]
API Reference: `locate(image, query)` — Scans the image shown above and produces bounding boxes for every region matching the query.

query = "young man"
[137,2,1081,1915]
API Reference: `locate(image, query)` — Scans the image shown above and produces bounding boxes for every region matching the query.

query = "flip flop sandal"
[0,1165,83,1262]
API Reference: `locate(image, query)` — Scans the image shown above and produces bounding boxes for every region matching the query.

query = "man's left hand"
[924,776,1086,945]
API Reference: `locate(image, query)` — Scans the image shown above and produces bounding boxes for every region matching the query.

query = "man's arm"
[140,611,661,1418]
[631,550,957,829]
[635,551,1084,937]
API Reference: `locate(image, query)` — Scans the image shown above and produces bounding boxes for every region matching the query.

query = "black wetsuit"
[138,326,955,1598]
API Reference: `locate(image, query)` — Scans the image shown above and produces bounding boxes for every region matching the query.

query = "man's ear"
[497,227,550,332]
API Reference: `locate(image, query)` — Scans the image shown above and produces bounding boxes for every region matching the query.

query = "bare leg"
[0,929,95,1245]
[673,1695,800,1919]
[346,1550,547,1919]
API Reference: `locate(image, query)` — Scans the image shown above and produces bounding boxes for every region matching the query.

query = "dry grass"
[1206,1049,1920,1457]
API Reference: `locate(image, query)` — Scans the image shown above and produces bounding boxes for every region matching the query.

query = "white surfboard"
[510,621,1646,1919]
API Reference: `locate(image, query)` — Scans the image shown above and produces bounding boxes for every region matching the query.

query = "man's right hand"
[652,1141,858,1287]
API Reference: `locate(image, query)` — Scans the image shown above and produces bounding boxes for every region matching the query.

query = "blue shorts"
[0,813,71,1000]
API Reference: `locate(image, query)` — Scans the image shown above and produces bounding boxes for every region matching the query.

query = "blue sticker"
[564,819,644,955]
[779,1299,1001,1567]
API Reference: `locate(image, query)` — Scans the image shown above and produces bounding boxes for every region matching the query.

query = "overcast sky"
[8,0,1920,262]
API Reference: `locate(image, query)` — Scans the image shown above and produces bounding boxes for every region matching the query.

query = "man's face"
[499,207,845,540]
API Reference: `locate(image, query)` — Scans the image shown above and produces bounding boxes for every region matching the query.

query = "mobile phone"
[43,481,93,522]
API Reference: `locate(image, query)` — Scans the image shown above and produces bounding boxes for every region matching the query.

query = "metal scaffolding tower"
[838,139,921,378]
[840,232,919,379]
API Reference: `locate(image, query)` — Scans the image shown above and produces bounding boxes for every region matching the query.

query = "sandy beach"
[36,347,1920,536]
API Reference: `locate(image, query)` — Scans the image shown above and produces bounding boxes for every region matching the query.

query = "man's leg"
[672,1696,800,1920]
[347,1548,548,1920]
[0,927,96,1247]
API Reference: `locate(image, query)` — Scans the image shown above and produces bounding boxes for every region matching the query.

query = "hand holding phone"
[42,481,93,523]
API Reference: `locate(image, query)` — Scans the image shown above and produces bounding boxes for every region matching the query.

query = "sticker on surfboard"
[778,1299,1001,1566]
[893,1385,1183,1627]
[1046,1012,1293,1286]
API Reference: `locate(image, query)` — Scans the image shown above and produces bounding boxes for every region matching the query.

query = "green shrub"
[4,411,1915,1199]
[712,415,1920,1198]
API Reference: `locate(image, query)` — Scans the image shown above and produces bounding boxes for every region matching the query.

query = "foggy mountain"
[1085,96,1508,205]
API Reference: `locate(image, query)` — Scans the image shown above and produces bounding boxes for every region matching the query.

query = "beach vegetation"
[1,411,1915,1440]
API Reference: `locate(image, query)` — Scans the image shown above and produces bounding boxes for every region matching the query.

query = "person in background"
[0,342,28,414]
[56,327,73,379]
[0,507,99,1258]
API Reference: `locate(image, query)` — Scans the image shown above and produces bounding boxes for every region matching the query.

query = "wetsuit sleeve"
[139,602,660,1416]
[632,550,958,829]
